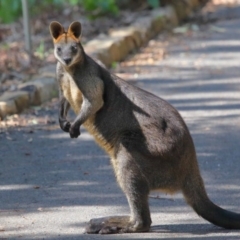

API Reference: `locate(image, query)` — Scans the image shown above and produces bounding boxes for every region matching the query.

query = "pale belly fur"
[61,73,115,157]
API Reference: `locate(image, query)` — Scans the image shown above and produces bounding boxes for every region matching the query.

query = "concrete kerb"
[0,0,202,119]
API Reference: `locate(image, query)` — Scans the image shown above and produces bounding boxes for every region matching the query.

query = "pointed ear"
[49,21,65,41]
[68,21,82,40]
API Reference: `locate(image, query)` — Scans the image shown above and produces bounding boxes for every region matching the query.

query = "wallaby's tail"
[182,169,240,229]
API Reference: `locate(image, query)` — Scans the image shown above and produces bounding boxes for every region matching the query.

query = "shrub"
[0,0,119,23]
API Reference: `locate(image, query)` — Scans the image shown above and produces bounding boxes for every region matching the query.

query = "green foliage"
[80,0,119,17]
[69,0,79,5]
[35,40,45,59]
[0,0,162,24]
[111,61,118,69]
[0,0,118,24]
[0,42,10,50]
[147,0,161,9]
[0,0,22,23]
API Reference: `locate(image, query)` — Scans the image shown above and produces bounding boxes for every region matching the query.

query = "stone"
[18,84,41,105]
[18,77,58,104]
[133,16,153,44]
[109,26,142,48]
[85,36,132,67]
[0,91,29,113]
[0,100,17,119]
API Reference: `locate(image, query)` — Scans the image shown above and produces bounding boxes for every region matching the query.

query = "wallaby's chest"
[60,71,83,114]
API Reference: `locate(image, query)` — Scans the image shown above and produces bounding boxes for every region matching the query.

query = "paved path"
[1,8,240,240]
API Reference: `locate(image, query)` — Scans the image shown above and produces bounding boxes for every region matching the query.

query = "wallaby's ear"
[49,21,65,41]
[68,21,82,40]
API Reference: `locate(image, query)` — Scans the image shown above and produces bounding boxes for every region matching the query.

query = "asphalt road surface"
[1,7,240,240]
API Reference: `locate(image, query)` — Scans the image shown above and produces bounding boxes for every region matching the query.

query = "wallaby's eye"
[71,45,78,52]
[57,47,61,52]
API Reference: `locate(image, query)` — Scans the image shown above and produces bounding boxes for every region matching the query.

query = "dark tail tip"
[182,174,240,229]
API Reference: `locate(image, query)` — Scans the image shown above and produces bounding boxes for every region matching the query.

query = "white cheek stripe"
[54,47,80,67]
[54,48,66,66]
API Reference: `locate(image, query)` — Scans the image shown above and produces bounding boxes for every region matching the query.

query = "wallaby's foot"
[59,120,71,132]
[69,124,80,138]
[85,216,150,234]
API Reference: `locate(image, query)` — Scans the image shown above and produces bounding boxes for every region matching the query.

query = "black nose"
[63,58,71,65]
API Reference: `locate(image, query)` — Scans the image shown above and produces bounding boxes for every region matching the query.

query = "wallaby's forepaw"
[85,216,150,234]
[59,120,71,133]
[69,124,80,138]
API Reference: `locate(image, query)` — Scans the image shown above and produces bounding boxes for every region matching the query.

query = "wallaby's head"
[49,21,82,67]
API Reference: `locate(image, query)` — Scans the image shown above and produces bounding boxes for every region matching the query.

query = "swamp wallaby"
[49,21,240,234]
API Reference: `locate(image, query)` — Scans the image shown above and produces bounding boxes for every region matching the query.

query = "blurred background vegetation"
[0,0,161,23]
[0,0,163,91]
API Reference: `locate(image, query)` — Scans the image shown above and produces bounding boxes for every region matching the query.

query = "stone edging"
[0,0,201,119]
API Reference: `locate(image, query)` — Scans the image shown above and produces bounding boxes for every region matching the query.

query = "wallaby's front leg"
[59,96,71,132]
[69,78,104,138]
[69,98,92,138]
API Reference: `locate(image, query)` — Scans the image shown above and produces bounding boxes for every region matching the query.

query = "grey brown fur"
[49,21,240,234]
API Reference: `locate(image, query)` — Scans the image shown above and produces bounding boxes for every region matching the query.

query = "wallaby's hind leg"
[86,153,152,234]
